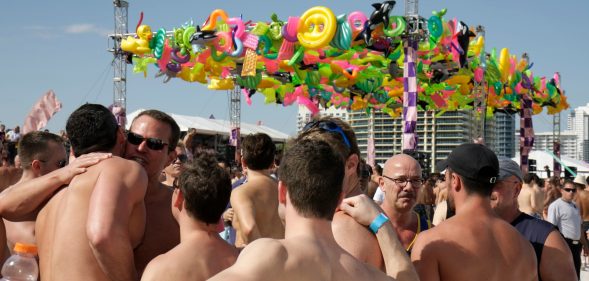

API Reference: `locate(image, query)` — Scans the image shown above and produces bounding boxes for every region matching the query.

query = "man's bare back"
[133,183,179,273]
[519,184,543,216]
[36,157,147,281]
[411,207,537,281]
[211,233,393,281]
[231,173,284,246]
[142,231,237,281]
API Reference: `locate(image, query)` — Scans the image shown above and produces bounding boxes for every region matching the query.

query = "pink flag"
[22,90,62,134]
[367,133,375,168]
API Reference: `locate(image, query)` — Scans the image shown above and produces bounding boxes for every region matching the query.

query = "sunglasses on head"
[563,188,576,193]
[302,120,351,149]
[126,131,168,151]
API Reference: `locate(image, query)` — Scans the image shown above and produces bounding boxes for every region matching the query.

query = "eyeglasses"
[127,131,168,151]
[302,120,351,149]
[39,159,67,168]
[176,154,188,163]
[382,175,424,187]
[563,188,577,193]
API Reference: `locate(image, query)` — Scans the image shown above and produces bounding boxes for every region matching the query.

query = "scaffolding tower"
[110,0,128,126]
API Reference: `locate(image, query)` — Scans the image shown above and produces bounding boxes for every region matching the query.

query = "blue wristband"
[369,213,389,234]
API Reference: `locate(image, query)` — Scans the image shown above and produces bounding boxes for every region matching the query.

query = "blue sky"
[1,0,587,135]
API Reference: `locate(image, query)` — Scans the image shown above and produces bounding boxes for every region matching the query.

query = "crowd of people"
[0,104,585,280]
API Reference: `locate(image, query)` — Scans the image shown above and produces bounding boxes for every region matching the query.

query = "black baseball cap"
[437,143,499,184]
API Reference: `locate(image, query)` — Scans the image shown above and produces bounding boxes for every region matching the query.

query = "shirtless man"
[411,143,537,281]
[297,117,383,269]
[125,110,181,273]
[209,139,419,281]
[2,131,66,252]
[518,173,544,218]
[378,154,430,255]
[492,157,576,281]
[231,133,284,246]
[36,104,148,281]
[142,153,238,281]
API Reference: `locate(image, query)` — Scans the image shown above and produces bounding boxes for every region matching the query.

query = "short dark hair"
[66,104,118,157]
[134,110,180,152]
[18,131,64,168]
[449,167,493,197]
[523,173,534,184]
[178,153,231,224]
[241,133,275,170]
[278,139,344,220]
[562,179,575,189]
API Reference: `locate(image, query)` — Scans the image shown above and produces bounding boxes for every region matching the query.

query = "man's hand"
[57,153,112,185]
[340,194,383,226]
[223,208,234,224]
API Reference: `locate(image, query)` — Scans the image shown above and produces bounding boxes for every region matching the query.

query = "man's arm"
[230,190,260,244]
[540,230,577,281]
[332,212,384,270]
[87,162,147,281]
[0,153,111,221]
[340,195,419,281]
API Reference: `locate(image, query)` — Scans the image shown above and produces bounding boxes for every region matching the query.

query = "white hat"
[574,174,587,186]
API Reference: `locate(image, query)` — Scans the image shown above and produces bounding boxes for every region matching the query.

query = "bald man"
[378,154,430,255]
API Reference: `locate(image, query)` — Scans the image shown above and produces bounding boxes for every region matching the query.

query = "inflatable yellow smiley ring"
[297,7,337,49]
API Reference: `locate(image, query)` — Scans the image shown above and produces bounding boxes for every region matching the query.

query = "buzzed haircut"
[241,133,276,170]
[66,104,118,157]
[448,167,494,197]
[134,110,180,152]
[178,152,231,224]
[18,131,64,168]
[278,139,345,220]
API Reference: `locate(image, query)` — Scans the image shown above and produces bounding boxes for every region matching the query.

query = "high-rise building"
[296,106,349,133]
[515,131,578,160]
[494,111,517,158]
[348,110,496,172]
[567,103,589,161]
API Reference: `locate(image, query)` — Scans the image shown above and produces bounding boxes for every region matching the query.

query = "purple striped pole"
[520,95,534,174]
[402,38,418,151]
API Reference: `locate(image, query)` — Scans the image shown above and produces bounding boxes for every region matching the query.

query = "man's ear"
[31,159,41,172]
[514,182,523,198]
[346,154,360,176]
[173,189,184,209]
[451,173,462,193]
[278,181,287,205]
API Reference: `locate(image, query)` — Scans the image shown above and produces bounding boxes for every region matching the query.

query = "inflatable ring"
[383,16,406,37]
[297,6,337,49]
[347,11,367,36]
[214,32,233,53]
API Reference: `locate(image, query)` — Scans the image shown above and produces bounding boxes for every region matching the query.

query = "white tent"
[512,150,589,178]
[126,109,290,142]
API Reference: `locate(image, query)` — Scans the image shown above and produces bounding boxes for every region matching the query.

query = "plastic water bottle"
[0,243,38,281]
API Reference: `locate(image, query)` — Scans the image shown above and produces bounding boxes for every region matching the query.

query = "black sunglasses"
[126,131,168,151]
[176,154,188,163]
[302,120,351,148]
[563,188,576,193]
